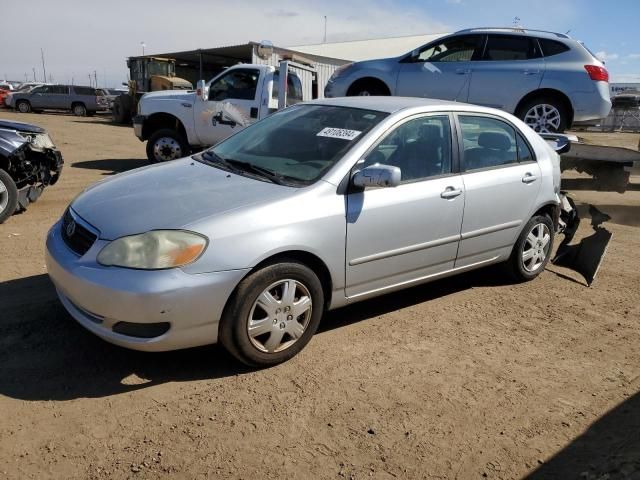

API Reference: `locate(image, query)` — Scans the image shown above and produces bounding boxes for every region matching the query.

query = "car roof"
[453,27,572,42]
[306,96,459,113]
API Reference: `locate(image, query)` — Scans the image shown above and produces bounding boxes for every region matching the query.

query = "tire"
[506,215,555,282]
[347,81,389,96]
[517,96,568,133]
[219,261,325,367]
[146,128,190,163]
[112,95,132,124]
[0,169,19,224]
[72,103,87,116]
[16,100,31,113]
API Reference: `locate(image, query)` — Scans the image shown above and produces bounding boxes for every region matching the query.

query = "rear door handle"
[522,173,538,184]
[455,68,471,75]
[523,69,541,75]
[441,187,463,199]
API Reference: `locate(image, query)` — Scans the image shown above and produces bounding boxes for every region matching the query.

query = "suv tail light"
[585,65,609,82]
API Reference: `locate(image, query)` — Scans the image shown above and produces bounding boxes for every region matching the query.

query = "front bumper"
[133,115,145,140]
[46,218,249,352]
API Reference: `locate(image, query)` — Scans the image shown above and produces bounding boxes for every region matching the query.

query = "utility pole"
[41,48,47,83]
[141,41,146,56]
[32,68,36,81]
[24,73,28,82]
[88,74,92,87]
[323,16,327,43]
[94,70,98,88]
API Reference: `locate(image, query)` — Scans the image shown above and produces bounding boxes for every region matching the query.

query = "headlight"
[97,230,207,269]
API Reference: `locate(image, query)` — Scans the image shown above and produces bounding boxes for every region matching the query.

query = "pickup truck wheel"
[146,128,190,163]
[507,215,555,282]
[16,100,31,113]
[72,103,87,116]
[0,169,19,224]
[219,261,324,367]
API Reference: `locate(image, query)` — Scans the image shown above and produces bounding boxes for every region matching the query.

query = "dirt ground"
[0,111,639,480]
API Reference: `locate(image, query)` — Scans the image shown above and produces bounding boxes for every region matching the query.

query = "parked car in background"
[6,84,105,116]
[47,96,566,366]
[97,88,127,110]
[325,28,612,133]
[0,119,63,223]
[0,85,12,108]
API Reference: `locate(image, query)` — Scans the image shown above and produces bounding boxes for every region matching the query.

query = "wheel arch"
[347,77,391,96]
[238,249,335,310]
[142,112,188,142]
[515,89,574,128]
[533,202,560,230]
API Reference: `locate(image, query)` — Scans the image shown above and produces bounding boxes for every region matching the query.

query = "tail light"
[585,65,609,82]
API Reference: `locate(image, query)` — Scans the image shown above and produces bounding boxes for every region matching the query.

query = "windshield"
[201,105,388,185]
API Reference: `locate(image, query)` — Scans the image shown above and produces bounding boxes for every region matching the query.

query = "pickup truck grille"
[62,208,97,256]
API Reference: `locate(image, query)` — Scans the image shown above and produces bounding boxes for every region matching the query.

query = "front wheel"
[16,100,31,113]
[146,128,190,163]
[0,169,19,224]
[506,215,555,281]
[219,261,325,367]
[517,97,568,133]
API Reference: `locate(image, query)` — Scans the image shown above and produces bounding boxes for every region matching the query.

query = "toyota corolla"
[46,97,564,366]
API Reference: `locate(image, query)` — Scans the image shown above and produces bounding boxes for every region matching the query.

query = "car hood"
[0,119,45,133]
[71,157,293,240]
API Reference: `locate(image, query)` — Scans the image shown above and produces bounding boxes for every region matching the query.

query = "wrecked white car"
[0,120,63,223]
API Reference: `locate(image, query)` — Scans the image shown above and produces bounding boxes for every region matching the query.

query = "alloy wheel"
[524,104,561,133]
[522,223,551,272]
[0,179,8,213]
[247,279,313,353]
[18,102,30,113]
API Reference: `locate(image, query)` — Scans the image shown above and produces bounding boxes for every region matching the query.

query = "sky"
[1,0,639,87]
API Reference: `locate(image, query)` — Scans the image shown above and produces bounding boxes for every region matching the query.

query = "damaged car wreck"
[0,120,63,223]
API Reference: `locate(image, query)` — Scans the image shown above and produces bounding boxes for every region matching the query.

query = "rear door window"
[483,35,541,60]
[272,72,303,105]
[73,86,96,96]
[459,115,518,171]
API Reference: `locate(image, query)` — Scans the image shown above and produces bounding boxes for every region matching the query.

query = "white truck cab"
[134,61,313,163]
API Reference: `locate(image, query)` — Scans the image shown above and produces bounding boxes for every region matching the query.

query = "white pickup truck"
[133,61,312,163]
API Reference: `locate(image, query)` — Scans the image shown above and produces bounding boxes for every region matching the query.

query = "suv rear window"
[538,39,570,57]
[73,86,97,95]
[483,35,541,60]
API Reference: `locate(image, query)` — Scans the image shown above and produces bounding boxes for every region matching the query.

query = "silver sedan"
[46,97,562,366]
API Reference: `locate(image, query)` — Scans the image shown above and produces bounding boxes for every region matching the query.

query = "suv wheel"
[72,103,87,116]
[518,97,567,133]
[146,128,190,163]
[0,169,19,224]
[347,81,389,96]
[16,100,31,113]
[507,215,555,282]
[219,261,324,367]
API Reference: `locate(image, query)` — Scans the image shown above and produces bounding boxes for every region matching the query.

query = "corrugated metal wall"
[251,46,342,99]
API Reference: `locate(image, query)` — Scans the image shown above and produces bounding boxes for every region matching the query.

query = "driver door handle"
[456,68,471,75]
[523,69,541,75]
[441,187,463,199]
[522,173,538,184]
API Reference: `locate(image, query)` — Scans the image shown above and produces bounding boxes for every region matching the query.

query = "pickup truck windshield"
[202,105,388,185]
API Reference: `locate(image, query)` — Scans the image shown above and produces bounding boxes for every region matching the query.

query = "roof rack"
[454,27,570,39]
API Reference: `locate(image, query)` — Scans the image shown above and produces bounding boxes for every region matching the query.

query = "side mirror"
[196,79,208,101]
[539,133,576,155]
[352,164,401,189]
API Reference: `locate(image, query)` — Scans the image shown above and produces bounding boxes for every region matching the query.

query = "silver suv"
[6,84,103,116]
[325,28,612,133]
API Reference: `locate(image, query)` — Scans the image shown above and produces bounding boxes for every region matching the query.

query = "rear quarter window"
[539,39,571,57]
[73,86,97,96]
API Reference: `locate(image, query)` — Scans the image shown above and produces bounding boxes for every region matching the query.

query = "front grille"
[61,208,97,256]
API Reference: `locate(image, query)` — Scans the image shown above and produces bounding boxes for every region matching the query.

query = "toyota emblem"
[66,219,76,237]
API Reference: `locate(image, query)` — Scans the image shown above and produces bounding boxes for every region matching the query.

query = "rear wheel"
[506,215,555,281]
[517,97,568,133]
[16,100,31,113]
[112,95,132,124]
[146,128,190,163]
[219,261,324,367]
[72,103,87,116]
[0,169,18,224]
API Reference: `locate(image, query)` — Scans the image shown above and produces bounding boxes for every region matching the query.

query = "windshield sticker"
[317,127,362,141]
